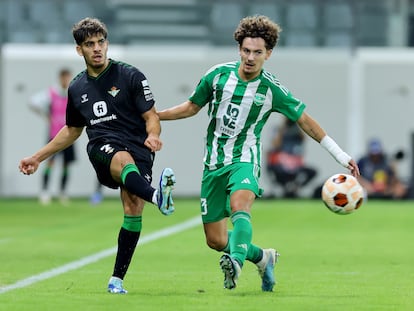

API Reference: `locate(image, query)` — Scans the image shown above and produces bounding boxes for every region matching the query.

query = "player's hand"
[347,159,360,177]
[144,134,162,152]
[19,157,39,175]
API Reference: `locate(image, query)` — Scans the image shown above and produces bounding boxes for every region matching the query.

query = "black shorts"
[87,140,154,189]
[62,145,76,163]
[50,145,76,164]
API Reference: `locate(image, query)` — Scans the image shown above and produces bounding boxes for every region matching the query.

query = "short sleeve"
[271,84,306,122]
[131,70,155,114]
[189,72,214,107]
[65,91,86,127]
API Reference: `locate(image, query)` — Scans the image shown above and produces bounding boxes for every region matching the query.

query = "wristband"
[320,135,352,168]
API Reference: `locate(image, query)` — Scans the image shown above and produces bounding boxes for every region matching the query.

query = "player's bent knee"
[206,237,226,251]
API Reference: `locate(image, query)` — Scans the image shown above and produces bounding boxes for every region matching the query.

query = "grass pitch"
[0,197,413,311]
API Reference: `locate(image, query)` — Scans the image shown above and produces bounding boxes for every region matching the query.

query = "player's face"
[238,37,272,81]
[76,34,109,76]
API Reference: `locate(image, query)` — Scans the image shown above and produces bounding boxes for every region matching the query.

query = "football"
[321,173,364,215]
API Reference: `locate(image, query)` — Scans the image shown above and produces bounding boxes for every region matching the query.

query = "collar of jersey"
[87,59,113,80]
[234,61,263,83]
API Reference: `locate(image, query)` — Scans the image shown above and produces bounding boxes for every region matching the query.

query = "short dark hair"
[72,17,108,45]
[59,68,71,77]
[234,15,282,50]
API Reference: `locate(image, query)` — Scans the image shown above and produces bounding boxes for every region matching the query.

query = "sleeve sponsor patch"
[141,80,154,101]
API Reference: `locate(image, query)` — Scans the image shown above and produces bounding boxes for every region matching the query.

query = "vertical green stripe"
[205,71,231,166]
[232,82,269,166]
[230,80,247,105]
[252,83,273,166]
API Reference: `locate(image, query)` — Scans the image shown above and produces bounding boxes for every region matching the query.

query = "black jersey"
[66,59,155,148]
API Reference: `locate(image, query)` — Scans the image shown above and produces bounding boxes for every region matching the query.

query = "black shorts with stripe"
[87,139,154,189]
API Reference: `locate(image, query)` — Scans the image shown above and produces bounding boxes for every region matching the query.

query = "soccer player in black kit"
[19,17,176,294]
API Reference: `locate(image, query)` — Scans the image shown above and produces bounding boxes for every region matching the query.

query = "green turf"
[0,198,413,311]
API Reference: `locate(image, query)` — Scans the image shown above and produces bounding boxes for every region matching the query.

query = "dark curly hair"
[72,17,108,45]
[234,15,282,50]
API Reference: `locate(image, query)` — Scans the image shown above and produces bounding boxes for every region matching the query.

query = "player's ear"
[76,45,83,56]
[265,48,273,60]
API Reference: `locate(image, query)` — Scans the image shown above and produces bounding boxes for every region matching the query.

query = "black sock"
[60,168,68,193]
[112,228,140,279]
[121,164,155,203]
[42,168,51,190]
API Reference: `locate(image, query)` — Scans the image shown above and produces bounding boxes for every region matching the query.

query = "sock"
[229,211,252,267]
[247,244,263,264]
[42,167,51,190]
[151,191,158,205]
[223,230,263,264]
[121,163,155,203]
[112,215,142,279]
[60,166,69,193]
[221,231,231,254]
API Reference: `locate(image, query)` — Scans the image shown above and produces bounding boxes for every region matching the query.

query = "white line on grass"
[0,216,201,294]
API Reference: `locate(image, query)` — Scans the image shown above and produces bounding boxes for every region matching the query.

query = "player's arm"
[296,112,360,177]
[19,126,83,175]
[157,100,201,120]
[142,106,162,152]
[296,112,326,142]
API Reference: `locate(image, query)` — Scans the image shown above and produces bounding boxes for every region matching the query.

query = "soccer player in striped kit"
[158,15,359,291]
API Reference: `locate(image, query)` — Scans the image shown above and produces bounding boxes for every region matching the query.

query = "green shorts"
[200,162,263,223]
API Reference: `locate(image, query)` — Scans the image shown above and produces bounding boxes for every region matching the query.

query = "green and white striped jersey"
[189,61,306,170]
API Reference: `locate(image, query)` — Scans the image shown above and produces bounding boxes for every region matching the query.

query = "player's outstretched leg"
[219,253,241,290]
[157,168,176,215]
[107,276,128,294]
[256,248,280,292]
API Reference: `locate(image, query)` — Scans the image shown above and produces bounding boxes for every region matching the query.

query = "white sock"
[152,190,158,205]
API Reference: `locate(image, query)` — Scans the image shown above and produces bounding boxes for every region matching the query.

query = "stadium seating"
[0,0,398,47]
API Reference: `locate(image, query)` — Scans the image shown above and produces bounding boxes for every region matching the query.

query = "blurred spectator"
[29,68,75,205]
[267,117,317,198]
[357,138,408,199]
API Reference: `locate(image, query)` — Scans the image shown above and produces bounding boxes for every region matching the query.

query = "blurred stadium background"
[0,0,413,199]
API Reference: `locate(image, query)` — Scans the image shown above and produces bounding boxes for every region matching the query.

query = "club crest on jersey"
[108,86,120,97]
[253,93,266,106]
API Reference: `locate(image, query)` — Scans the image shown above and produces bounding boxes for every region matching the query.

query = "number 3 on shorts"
[201,198,208,215]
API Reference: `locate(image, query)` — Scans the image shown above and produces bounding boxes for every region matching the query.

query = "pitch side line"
[0,216,201,294]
